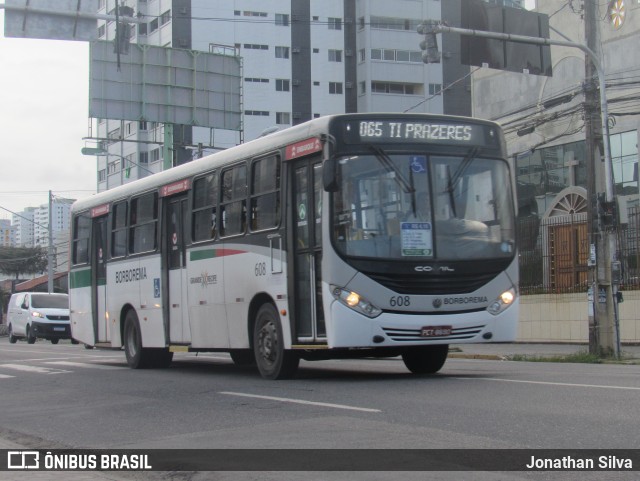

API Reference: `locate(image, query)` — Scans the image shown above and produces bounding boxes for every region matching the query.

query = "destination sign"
[342,119,499,147]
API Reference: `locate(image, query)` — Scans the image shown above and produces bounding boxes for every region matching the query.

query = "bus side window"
[192,172,218,242]
[220,164,247,237]
[129,192,158,254]
[250,154,280,231]
[111,201,127,258]
[72,213,91,265]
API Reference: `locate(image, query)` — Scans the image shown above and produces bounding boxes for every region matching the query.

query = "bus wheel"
[230,349,255,366]
[51,339,59,345]
[402,345,449,374]
[253,304,299,380]
[26,325,36,344]
[124,309,152,369]
[8,324,17,344]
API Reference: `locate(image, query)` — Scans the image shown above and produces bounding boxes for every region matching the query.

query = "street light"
[81,147,155,178]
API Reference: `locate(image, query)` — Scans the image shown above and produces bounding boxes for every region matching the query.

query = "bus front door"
[165,195,190,344]
[92,216,108,342]
[293,159,326,343]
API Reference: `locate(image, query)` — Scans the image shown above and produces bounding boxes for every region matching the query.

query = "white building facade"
[93,0,490,190]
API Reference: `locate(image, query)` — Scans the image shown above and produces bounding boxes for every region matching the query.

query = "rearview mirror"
[323,158,338,192]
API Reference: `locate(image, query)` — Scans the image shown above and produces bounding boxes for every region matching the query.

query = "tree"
[0,246,48,279]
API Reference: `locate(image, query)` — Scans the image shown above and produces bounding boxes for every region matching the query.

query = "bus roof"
[72,113,501,214]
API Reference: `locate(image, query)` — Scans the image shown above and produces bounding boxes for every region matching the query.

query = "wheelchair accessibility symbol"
[410,156,427,173]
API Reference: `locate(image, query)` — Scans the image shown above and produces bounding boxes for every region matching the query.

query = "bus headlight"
[487,288,516,316]
[330,285,382,318]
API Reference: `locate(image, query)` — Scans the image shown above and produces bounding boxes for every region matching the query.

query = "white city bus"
[70,113,518,379]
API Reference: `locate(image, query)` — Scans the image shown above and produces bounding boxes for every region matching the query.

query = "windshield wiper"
[445,147,480,194]
[369,146,415,194]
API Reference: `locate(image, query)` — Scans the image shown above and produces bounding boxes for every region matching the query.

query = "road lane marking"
[0,364,71,375]
[0,374,15,379]
[44,361,123,370]
[455,377,640,391]
[220,391,381,413]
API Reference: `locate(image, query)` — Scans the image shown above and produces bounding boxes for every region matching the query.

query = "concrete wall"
[518,292,640,343]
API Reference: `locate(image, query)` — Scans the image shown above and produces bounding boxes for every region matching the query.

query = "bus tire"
[8,324,17,344]
[253,304,299,380]
[26,325,36,344]
[51,339,59,345]
[230,349,255,366]
[402,345,449,374]
[123,309,153,369]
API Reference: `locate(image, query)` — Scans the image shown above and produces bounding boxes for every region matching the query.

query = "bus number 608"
[389,296,410,307]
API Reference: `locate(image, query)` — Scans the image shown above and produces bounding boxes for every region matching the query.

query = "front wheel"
[8,324,17,344]
[402,345,449,374]
[253,304,299,380]
[50,339,59,345]
[26,325,36,344]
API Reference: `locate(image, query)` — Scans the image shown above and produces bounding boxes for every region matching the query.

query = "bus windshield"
[331,151,515,260]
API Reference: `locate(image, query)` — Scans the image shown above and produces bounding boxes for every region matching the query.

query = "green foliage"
[507,351,602,364]
[0,246,48,279]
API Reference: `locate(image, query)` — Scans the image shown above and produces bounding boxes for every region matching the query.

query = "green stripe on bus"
[190,248,246,262]
[69,269,92,289]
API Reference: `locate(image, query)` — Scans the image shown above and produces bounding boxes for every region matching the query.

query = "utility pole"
[584,0,620,357]
[418,16,620,358]
[47,190,54,294]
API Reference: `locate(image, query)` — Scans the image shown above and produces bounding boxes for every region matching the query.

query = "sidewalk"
[449,342,640,361]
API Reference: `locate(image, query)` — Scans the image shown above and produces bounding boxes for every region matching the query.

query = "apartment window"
[429,83,442,95]
[276,79,290,92]
[383,49,395,61]
[275,14,289,26]
[98,0,106,9]
[245,110,270,116]
[244,11,267,17]
[372,82,418,95]
[160,10,171,26]
[329,82,343,94]
[139,121,148,130]
[98,169,106,182]
[359,49,366,62]
[125,122,134,136]
[244,44,269,50]
[276,112,290,125]
[107,160,120,175]
[359,81,366,94]
[234,10,240,16]
[139,152,149,164]
[328,17,342,30]
[150,148,161,162]
[312,16,319,21]
[98,24,106,38]
[138,22,147,36]
[149,18,158,33]
[313,81,320,86]
[359,17,365,29]
[275,46,290,59]
[245,78,269,84]
[328,49,342,62]
[371,49,382,60]
[313,48,319,54]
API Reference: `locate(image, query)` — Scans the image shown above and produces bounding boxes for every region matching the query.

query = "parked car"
[7,292,71,344]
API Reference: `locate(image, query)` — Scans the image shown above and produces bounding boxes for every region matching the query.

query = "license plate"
[420,325,452,337]
[53,327,66,332]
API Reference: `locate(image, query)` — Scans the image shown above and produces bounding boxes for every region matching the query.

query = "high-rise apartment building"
[12,207,36,248]
[0,219,15,247]
[93,0,484,190]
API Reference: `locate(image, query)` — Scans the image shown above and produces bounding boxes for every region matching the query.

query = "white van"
[7,292,71,344]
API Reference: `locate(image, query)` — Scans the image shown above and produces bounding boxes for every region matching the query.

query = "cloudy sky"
[0,9,95,220]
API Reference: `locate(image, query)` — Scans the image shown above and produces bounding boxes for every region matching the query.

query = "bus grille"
[382,325,485,342]
[46,315,70,321]
[366,272,499,295]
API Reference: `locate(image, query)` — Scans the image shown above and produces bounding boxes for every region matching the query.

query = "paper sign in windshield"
[401,222,433,256]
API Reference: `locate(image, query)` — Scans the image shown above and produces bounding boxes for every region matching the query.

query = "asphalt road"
[0,337,639,481]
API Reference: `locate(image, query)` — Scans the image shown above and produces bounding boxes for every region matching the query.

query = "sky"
[0,0,536,221]
[0,9,95,220]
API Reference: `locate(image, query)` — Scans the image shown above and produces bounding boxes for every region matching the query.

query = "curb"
[448,353,504,361]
